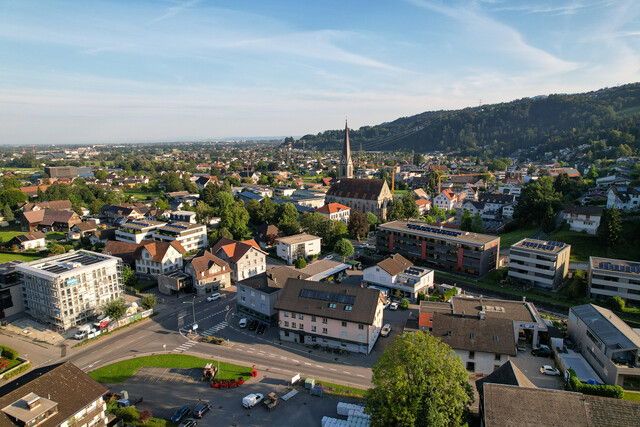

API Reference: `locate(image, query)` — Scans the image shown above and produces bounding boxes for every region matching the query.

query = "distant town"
[1,124,640,426]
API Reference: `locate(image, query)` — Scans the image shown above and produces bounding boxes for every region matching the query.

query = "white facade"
[563,211,602,234]
[135,245,184,276]
[588,257,640,304]
[276,234,322,264]
[607,186,640,210]
[153,222,207,252]
[454,349,509,375]
[21,237,46,250]
[115,220,164,244]
[433,191,456,210]
[363,264,434,302]
[16,251,123,331]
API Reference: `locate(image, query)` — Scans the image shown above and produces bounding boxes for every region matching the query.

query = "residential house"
[89,227,116,246]
[19,185,50,198]
[99,204,145,225]
[415,198,431,215]
[276,233,322,264]
[211,237,267,282]
[18,200,73,212]
[195,176,219,189]
[274,278,385,354]
[135,240,186,277]
[237,267,310,324]
[433,189,457,210]
[9,232,46,250]
[607,186,640,210]
[562,205,603,234]
[508,239,571,289]
[363,254,434,302]
[253,223,282,249]
[315,203,351,224]
[103,240,142,267]
[68,221,99,239]
[167,210,196,224]
[20,209,81,232]
[412,188,429,200]
[0,362,109,427]
[184,250,231,296]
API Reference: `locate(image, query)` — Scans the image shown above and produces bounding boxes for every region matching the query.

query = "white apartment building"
[363,254,434,302]
[607,186,640,210]
[152,222,207,252]
[211,237,267,282]
[168,210,197,223]
[276,233,322,264]
[315,203,351,224]
[588,257,640,304]
[135,241,186,276]
[16,250,123,331]
[115,219,164,244]
[508,239,571,289]
[433,190,457,210]
[562,205,603,235]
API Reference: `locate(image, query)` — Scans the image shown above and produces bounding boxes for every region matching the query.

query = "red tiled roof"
[315,203,351,214]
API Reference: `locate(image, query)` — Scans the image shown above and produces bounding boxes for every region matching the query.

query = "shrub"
[607,296,626,312]
[112,406,140,423]
[568,369,623,399]
[295,257,307,269]
[3,362,30,379]
[139,409,152,424]
[1,346,19,360]
[417,292,426,303]
[141,294,157,310]
[400,298,410,310]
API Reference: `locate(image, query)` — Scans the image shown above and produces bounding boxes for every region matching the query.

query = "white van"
[242,393,263,409]
[74,324,92,340]
[239,318,248,328]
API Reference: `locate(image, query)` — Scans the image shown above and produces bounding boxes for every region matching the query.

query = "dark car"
[192,403,212,418]
[247,320,259,331]
[256,324,266,335]
[177,418,197,427]
[171,406,191,423]
[531,347,553,358]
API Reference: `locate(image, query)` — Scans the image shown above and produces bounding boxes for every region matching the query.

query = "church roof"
[326,178,387,201]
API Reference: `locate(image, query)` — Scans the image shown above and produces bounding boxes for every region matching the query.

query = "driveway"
[510,349,565,389]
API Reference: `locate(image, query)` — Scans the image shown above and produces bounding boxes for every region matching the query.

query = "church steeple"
[340,120,353,179]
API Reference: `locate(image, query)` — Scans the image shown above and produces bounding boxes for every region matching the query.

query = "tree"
[122,265,137,287]
[400,298,409,310]
[348,210,369,241]
[3,204,15,222]
[94,169,108,180]
[141,294,157,310]
[387,199,404,221]
[194,200,214,224]
[598,208,622,247]
[488,159,507,172]
[295,257,307,269]
[366,212,378,229]
[334,238,354,262]
[460,209,473,231]
[102,298,128,322]
[49,244,65,255]
[513,176,562,229]
[401,192,420,219]
[277,202,301,235]
[212,192,249,239]
[413,153,425,166]
[608,295,626,312]
[0,188,28,207]
[365,332,471,427]
[471,212,483,232]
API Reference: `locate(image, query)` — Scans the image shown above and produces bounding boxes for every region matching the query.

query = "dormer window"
[328,303,337,309]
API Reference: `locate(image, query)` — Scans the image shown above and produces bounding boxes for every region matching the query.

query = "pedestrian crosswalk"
[201,321,228,336]
[174,341,197,353]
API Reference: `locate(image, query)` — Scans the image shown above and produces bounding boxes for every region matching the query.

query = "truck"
[74,324,92,340]
[93,316,110,330]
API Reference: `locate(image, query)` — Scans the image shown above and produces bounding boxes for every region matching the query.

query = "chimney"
[27,396,41,410]
[479,311,486,320]
[522,296,526,302]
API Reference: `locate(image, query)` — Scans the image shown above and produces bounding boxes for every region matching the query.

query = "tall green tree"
[102,298,128,322]
[387,199,405,221]
[366,212,378,229]
[0,188,28,207]
[348,210,369,241]
[366,332,471,427]
[3,204,15,222]
[460,209,473,231]
[334,238,354,262]
[513,176,562,231]
[401,192,420,219]
[471,211,484,232]
[598,208,622,247]
[276,202,301,235]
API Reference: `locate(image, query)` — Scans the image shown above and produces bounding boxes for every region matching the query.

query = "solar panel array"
[598,262,640,274]
[405,267,426,276]
[40,254,104,274]
[166,224,189,230]
[520,240,564,251]
[126,221,152,227]
[406,223,461,237]
[299,289,356,305]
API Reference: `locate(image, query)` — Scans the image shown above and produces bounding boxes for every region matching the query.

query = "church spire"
[340,119,353,179]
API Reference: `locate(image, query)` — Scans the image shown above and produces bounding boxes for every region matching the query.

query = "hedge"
[3,362,31,379]
[568,369,623,399]
[1,346,19,360]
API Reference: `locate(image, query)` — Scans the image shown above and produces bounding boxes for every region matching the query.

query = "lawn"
[546,225,640,262]
[314,379,367,398]
[624,391,640,401]
[0,225,25,243]
[0,358,24,373]
[89,354,252,383]
[496,226,540,249]
[124,190,161,201]
[45,232,66,241]
[0,252,46,263]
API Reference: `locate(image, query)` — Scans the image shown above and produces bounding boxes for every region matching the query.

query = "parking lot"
[105,367,363,426]
[511,348,565,389]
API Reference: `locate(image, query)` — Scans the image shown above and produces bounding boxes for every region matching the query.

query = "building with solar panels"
[16,250,123,331]
[376,221,500,277]
[588,257,640,304]
[508,239,570,289]
[152,222,207,252]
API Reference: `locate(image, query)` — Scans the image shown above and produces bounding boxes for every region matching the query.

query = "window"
[322,328,328,334]
[311,326,316,332]
[292,322,296,328]
[322,318,328,324]
[284,331,289,337]
[284,321,289,327]
[292,313,296,319]
[241,296,246,302]
[284,312,289,317]
[299,324,304,330]
[311,336,316,342]
[468,351,475,359]
[466,362,475,372]
[312,316,316,322]
[341,321,347,327]
[329,303,337,309]
[495,353,501,361]
[358,324,364,330]
[299,314,304,320]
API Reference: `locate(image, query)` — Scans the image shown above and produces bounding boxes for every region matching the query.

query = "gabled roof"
[376,253,412,276]
[326,178,388,201]
[315,203,351,214]
[103,240,144,266]
[189,250,229,279]
[22,209,78,225]
[0,362,107,427]
[211,237,265,262]
[140,240,186,263]
[238,267,310,294]
[562,205,604,216]
[475,360,536,395]
[415,199,431,207]
[437,189,455,200]
[74,221,99,232]
[12,232,46,243]
[478,192,517,204]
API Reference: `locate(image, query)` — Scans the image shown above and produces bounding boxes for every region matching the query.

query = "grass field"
[89,354,252,383]
[45,232,66,241]
[497,226,540,248]
[314,379,367,398]
[124,191,162,200]
[0,252,45,263]
[547,226,640,262]
[624,391,640,401]
[0,358,24,373]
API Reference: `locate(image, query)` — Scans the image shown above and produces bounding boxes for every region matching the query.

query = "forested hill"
[295,83,640,157]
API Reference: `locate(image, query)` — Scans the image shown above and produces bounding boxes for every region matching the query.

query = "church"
[325,121,393,220]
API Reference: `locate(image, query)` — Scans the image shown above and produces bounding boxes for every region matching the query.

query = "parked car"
[324,255,333,260]
[389,302,399,311]
[239,318,248,328]
[207,293,221,301]
[192,403,211,418]
[380,324,392,337]
[248,320,259,331]
[531,347,553,358]
[257,324,266,335]
[171,406,191,423]
[540,365,561,376]
[242,393,264,409]
[359,243,367,248]
[177,418,197,427]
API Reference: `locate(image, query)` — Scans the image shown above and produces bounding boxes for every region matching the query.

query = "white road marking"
[329,368,337,371]
[315,364,322,368]
[304,362,312,366]
[356,374,365,378]
[291,359,299,363]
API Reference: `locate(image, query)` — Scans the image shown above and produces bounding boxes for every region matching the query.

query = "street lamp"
[182,295,196,325]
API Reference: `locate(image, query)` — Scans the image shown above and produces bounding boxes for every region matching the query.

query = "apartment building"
[0,362,108,427]
[433,190,457,210]
[363,254,434,302]
[0,261,24,319]
[168,210,197,223]
[508,239,571,289]
[152,222,207,252]
[16,250,123,331]
[275,278,385,354]
[561,205,603,234]
[276,233,322,264]
[569,304,640,387]
[315,203,351,223]
[115,219,165,244]
[376,221,500,277]
[135,241,186,276]
[588,257,640,304]
[211,237,266,282]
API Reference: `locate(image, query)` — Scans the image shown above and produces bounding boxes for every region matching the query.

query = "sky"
[1,0,640,145]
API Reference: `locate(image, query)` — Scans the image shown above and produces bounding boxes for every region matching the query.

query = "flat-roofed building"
[276,233,321,264]
[508,238,571,289]
[168,210,197,224]
[115,219,165,244]
[588,257,640,304]
[376,220,500,277]
[363,254,434,302]
[152,222,207,252]
[0,261,25,319]
[16,250,123,331]
[45,165,78,179]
